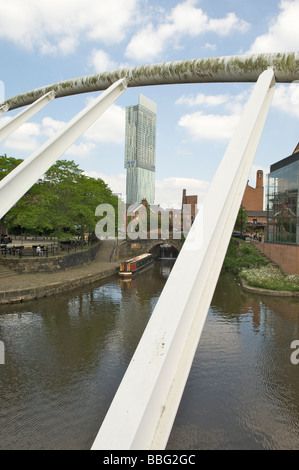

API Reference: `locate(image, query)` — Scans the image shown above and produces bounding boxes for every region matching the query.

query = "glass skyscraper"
[125,94,157,205]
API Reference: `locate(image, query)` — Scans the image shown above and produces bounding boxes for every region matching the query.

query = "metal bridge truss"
[0,53,297,450]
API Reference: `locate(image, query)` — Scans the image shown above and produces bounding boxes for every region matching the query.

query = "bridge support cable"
[0,78,127,220]
[0,91,55,143]
[91,68,275,450]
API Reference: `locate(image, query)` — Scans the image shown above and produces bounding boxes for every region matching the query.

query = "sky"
[0,0,299,209]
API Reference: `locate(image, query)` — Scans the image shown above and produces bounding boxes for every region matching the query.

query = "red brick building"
[181,189,198,225]
[242,170,267,227]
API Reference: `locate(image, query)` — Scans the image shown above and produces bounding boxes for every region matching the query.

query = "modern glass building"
[266,150,299,245]
[125,94,157,205]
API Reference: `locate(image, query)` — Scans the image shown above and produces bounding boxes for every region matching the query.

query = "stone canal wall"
[0,242,102,274]
[0,265,119,305]
[0,240,120,305]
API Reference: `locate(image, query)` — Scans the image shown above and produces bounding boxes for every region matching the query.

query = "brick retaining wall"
[251,240,299,275]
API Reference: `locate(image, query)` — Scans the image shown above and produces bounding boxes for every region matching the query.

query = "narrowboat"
[119,253,154,278]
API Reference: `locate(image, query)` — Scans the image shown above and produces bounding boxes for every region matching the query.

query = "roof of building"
[270,149,299,173]
[293,142,299,154]
[126,203,191,216]
[246,210,267,217]
[127,203,169,215]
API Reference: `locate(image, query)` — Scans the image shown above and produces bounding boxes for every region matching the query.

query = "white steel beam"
[0,78,127,220]
[91,68,275,450]
[0,104,9,115]
[0,91,55,143]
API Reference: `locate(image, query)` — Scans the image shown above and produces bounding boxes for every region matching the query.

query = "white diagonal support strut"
[0,104,9,116]
[91,68,275,450]
[0,91,55,143]
[0,78,127,220]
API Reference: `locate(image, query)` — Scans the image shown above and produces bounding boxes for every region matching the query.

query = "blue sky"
[0,0,299,208]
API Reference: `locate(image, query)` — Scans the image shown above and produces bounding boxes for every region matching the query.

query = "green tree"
[36,159,118,248]
[39,160,85,251]
[71,175,118,243]
[6,184,46,236]
[0,155,118,247]
[234,206,248,232]
[0,154,23,179]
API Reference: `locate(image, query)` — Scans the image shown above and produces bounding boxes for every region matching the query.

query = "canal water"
[0,261,299,450]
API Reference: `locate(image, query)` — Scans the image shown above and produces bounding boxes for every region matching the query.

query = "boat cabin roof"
[124,253,152,264]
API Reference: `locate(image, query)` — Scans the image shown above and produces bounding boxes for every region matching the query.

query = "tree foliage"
[0,154,23,179]
[0,155,117,241]
[234,206,248,232]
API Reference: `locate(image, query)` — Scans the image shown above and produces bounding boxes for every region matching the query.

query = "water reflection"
[0,262,299,449]
[167,271,299,450]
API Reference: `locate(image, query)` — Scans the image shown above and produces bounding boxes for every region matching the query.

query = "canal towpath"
[0,240,120,305]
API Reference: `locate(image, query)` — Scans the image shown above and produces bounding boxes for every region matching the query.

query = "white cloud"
[176,88,251,113]
[125,23,164,62]
[248,0,299,53]
[84,171,209,208]
[126,0,250,61]
[3,122,41,151]
[58,36,79,56]
[178,111,240,141]
[42,102,125,149]
[272,83,299,118]
[176,87,255,142]
[202,43,217,51]
[0,99,125,158]
[155,176,209,208]
[83,103,125,144]
[176,92,230,107]
[88,49,118,73]
[65,142,96,158]
[42,117,66,137]
[208,12,249,36]
[0,0,139,55]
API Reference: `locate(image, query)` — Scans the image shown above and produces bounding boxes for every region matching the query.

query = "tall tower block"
[125,94,157,205]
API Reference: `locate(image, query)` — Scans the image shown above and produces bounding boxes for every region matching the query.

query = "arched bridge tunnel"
[113,238,182,261]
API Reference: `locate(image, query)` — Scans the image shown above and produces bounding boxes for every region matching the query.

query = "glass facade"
[125,94,157,205]
[266,157,299,245]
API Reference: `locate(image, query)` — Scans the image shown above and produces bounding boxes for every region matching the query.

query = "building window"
[266,159,299,245]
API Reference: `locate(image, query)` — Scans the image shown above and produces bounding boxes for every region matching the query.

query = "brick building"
[254,143,299,274]
[241,170,267,227]
[181,189,198,225]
